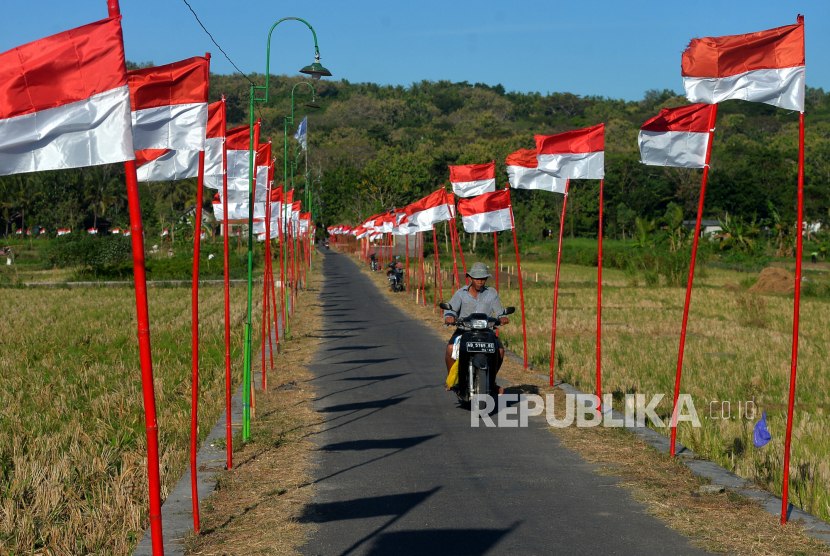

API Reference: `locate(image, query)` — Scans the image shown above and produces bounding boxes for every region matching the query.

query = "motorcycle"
[386,262,405,292]
[439,302,515,409]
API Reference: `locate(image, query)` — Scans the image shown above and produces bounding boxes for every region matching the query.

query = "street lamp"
[282,81,319,339]
[242,17,331,442]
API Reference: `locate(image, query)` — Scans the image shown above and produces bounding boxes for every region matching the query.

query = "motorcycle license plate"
[466,342,495,353]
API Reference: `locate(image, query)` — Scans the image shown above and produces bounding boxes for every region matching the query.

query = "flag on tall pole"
[128,56,210,182]
[456,190,513,233]
[535,124,605,179]
[203,100,226,189]
[0,17,134,175]
[680,16,807,526]
[449,161,496,197]
[506,149,567,193]
[682,19,805,111]
[638,104,716,168]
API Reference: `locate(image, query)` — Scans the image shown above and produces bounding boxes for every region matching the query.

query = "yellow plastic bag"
[446,359,459,388]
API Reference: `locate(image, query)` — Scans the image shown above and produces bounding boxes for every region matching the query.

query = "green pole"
[241,15,330,437]
[283,115,290,339]
[243,85,255,442]
[282,81,315,336]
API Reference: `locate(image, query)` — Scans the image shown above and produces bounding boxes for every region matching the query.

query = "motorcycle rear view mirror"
[439,302,453,311]
[503,307,516,315]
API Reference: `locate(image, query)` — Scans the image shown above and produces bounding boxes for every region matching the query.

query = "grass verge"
[185,259,323,556]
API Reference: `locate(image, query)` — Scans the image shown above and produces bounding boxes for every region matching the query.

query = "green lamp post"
[242,18,331,442]
[283,81,319,340]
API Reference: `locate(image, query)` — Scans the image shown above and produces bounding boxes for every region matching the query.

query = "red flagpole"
[670,105,718,457]
[189,143,207,535]
[597,179,604,413]
[454,219,468,283]
[782,106,806,524]
[449,218,461,289]
[507,190,528,370]
[405,235,410,292]
[494,232,499,293]
[108,1,164,552]
[219,97,233,471]
[549,180,570,386]
[433,227,442,304]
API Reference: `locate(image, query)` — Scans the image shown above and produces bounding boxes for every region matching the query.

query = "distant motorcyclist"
[442,262,508,392]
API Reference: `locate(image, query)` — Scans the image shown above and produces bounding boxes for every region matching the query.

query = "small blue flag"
[294,116,307,151]
[754,411,772,448]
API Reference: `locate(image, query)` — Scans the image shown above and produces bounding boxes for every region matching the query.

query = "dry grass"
[186,263,323,556]
[488,260,830,524]
[346,248,830,555]
[0,284,258,554]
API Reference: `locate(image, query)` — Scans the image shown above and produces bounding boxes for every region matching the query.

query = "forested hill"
[3,71,829,240]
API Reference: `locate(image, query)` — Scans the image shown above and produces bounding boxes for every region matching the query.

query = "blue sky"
[2,0,828,101]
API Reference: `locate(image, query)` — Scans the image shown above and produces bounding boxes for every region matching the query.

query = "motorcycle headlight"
[472,319,487,329]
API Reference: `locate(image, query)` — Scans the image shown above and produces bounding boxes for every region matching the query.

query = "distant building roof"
[682,220,720,228]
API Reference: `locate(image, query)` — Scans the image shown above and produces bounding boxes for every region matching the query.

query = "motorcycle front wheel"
[472,368,488,411]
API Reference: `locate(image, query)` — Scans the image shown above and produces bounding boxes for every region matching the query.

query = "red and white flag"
[255,142,271,197]
[682,18,805,112]
[505,148,567,193]
[129,56,210,182]
[0,17,134,176]
[535,124,605,179]
[638,104,715,168]
[457,190,514,233]
[226,124,253,191]
[57,229,71,236]
[203,100,225,189]
[87,228,98,234]
[405,188,453,231]
[111,228,121,234]
[449,162,496,198]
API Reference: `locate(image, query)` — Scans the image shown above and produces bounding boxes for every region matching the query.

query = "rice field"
[476,258,830,524]
[0,285,259,554]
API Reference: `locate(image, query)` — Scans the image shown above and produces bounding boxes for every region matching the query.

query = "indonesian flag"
[406,188,453,229]
[535,124,605,179]
[129,56,210,182]
[212,193,268,221]
[203,100,225,189]
[124,230,131,237]
[26,228,31,236]
[505,148,567,193]
[226,124,254,191]
[638,104,715,168]
[87,228,98,234]
[39,228,46,235]
[0,17,134,176]
[57,229,71,236]
[449,162,496,198]
[161,229,169,237]
[255,142,271,197]
[682,18,805,112]
[457,190,514,233]
[111,228,121,234]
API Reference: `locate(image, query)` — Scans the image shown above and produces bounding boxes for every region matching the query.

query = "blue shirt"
[443,285,505,320]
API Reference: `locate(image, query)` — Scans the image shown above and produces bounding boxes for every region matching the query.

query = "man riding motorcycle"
[442,262,509,394]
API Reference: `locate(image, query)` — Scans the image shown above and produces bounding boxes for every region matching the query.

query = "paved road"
[301,250,710,556]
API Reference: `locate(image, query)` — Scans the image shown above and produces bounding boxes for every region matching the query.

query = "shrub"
[42,234,132,272]
[658,249,691,287]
